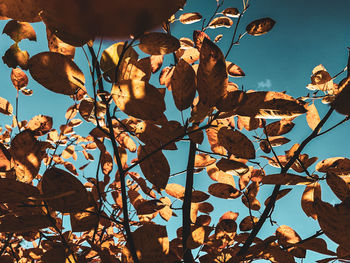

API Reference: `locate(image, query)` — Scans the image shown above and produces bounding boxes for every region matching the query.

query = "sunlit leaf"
[301,182,321,220]
[239,215,258,231]
[306,103,321,130]
[264,119,295,136]
[226,61,245,77]
[112,80,166,121]
[246,17,276,36]
[3,19,36,42]
[27,115,53,136]
[209,16,233,29]
[10,130,48,183]
[139,32,180,55]
[46,27,75,60]
[2,43,29,69]
[165,183,185,200]
[0,96,13,115]
[29,52,86,95]
[194,153,216,168]
[326,171,350,201]
[11,67,28,91]
[222,7,239,18]
[179,12,202,24]
[193,30,210,51]
[0,143,12,172]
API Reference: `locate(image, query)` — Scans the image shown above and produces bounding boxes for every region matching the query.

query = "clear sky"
[0,0,349,262]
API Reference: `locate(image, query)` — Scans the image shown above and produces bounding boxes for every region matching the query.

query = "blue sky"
[0,0,349,262]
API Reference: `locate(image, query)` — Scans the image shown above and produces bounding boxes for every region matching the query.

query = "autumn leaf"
[226,61,245,77]
[261,173,313,185]
[46,28,75,60]
[208,183,240,199]
[326,171,350,201]
[29,52,86,95]
[301,182,321,220]
[306,103,321,130]
[246,18,276,36]
[208,16,233,29]
[41,167,89,213]
[264,119,295,136]
[218,127,255,159]
[0,96,13,115]
[222,7,239,18]
[0,0,41,22]
[179,12,202,24]
[112,80,166,121]
[3,20,36,42]
[11,67,28,91]
[197,37,228,107]
[27,115,53,136]
[139,32,180,55]
[2,43,29,69]
[138,145,170,190]
[0,214,52,233]
[239,216,258,231]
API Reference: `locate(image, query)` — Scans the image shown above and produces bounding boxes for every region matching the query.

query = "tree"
[0,0,349,262]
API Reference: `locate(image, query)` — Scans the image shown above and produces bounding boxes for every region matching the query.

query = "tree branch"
[182,141,196,262]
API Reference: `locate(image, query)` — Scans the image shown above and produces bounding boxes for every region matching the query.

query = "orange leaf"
[209,16,233,29]
[27,115,53,136]
[246,17,276,36]
[179,12,202,24]
[306,103,320,130]
[3,19,36,42]
[139,32,180,55]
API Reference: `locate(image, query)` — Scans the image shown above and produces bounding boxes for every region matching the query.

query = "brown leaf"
[301,182,321,220]
[197,37,228,107]
[10,130,47,183]
[209,16,233,28]
[123,224,169,263]
[208,183,240,199]
[159,66,174,90]
[191,190,210,203]
[138,145,170,190]
[176,47,200,64]
[216,158,249,176]
[40,0,182,44]
[239,216,258,231]
[198,202,214,214]
[0,214,52,233]
[3,19,36,42]
[139,32,180,55]
[314,197,350,247]
[0,0,41,22]
[331,80,350,115]
[0,178,39,203]
[261,173,313,185]
[179,12,202,24]
[27,115,53,136]
[194,153,216,168]
[187,226,209,249]
[306,103,320,130]
[101,151,113,176]
[235,91,307,119]
[214,34,223,43]
[226,61,245,77]
[307,65,334,92]
[216,90,246,112]
[188,124,204,144]
[46,28,75,60]
[218,127,255,159]
[193,30,210,51]
[41,167,89,213]
[264,119,295,136]
[246,17,276,36]
[222,7,239,17]
[237,116,259,131]
[170,59,196,110]
[0,96,13,115]
[112,80,166,121]
[0,143,12,172]
[11,67,28,91]
[296,238,336,256]
[316,157,350,175]
[2,43,29,69]
[326,171,350,201]
[70,193,98,232]
[29,52,86,95]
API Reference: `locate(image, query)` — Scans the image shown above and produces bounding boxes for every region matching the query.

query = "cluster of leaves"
[0,0,349,262]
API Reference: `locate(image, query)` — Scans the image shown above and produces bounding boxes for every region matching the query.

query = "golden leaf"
[222,7,239,18]
[46,27,75,60]
[194,153,216,168]
[0,96,13,115]
[264,119,295,136]
[306,103,321,130]
[11,67,28,91]
[0,0,41,22]
[3,20,36,42]
[27,115,53,136]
